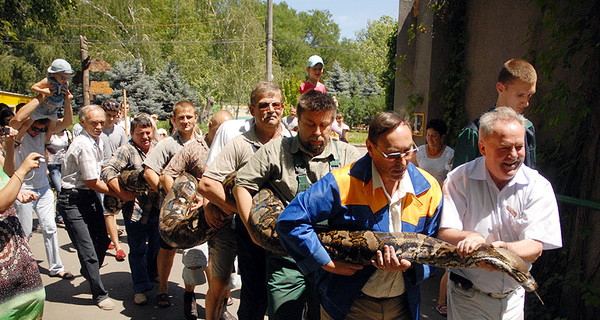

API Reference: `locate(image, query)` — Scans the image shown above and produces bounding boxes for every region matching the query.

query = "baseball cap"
[181,246,207,285]
[307,55,324,68]
[47,59,74,74]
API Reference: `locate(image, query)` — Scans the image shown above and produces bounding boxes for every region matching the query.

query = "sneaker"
[116,249,126,261]
[97,298,115,310]
[108,243,115,250]
[183,291,198,320]
[134,293,147,305]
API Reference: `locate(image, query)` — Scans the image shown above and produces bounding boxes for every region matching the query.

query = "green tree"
[325,61,349,96]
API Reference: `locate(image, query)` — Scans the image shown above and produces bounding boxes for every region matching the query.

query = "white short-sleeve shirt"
[61,130,104,190]
[440,157,562,294]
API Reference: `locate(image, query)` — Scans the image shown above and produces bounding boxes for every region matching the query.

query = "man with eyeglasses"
[198,82,293,320]
[14,107,75,282]
[275,111,442,320]
[233,90,361,319]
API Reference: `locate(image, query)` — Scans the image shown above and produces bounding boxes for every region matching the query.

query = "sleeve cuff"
[297,245,331,275]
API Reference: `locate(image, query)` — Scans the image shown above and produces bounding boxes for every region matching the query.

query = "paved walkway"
[29,216,446,320]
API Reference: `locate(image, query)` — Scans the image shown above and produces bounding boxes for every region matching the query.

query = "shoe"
[56,217,64,225]
[118,229,124,236]
[134,293,147,305]
[435,304,448,317]
[183,291,197,320]
[97,298,115,310]
[115,249,126,261]
[156,293,171,308]
[226,297,233,306]
[108,243,115,250]
[50,271,74,280]
[220,310,237,320]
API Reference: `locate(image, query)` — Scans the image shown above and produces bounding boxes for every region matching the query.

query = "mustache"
[262,112,279,120]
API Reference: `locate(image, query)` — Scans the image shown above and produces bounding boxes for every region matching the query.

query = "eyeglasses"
[30,126,48,133]
[257,102,283,110]
[377,142,418,161]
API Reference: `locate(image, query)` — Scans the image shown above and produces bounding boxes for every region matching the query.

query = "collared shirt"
[361,164,415,298]
[15,132,49,189]
[143,130,201,174]
[440,157,562,294]
[162,139,210,180]
[203,124,267,182]
[62,130,104,190]
[236,136,362,205]
[101,140,158,213]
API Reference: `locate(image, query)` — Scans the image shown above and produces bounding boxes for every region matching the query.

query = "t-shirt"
[15,132,49,189]
[101,124,128,163]
[415,145,454,186]
[299,81,326,94]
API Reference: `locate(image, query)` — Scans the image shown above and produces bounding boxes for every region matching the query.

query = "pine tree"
[101,60,161,115]
[325,61,349,96]
[361,72,382,96]
[155,61,199,119]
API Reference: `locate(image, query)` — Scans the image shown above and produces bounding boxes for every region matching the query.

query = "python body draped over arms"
[146,171,540,295]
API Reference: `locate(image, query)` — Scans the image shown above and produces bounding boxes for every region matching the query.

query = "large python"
[113,170,541,297]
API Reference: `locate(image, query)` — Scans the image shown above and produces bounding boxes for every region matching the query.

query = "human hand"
[204,202,227,229]
[456,234,487,258]
[190,194,203,212]
[17,190,38,203]
[118,189,137,202]
[371,245,411,272]
[322,260,364,276]
[18,152,42,175]
[1,126,18,139]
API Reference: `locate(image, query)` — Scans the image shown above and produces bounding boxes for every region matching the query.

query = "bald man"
[205,110,233,147]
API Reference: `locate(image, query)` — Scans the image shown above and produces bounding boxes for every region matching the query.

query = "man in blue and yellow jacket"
[277,112,442,320]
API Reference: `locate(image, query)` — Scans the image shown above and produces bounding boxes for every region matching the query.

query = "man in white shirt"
[438,107,562,320]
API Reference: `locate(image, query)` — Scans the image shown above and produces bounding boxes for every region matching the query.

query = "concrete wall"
[463,1,539,120]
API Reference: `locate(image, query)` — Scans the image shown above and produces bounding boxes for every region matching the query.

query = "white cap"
[157,128,167,136]
[307,55,324,68]
[47,59,74,74]
[181,247,207,285]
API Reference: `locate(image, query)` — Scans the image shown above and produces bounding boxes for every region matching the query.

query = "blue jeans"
[124,205,160,293]
[47,164,62,193]
[57,189,110,303]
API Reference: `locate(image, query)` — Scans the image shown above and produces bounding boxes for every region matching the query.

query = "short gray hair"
[79,105,104,123]
[479,107,527,140]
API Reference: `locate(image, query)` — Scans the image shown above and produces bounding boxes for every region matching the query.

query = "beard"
[302,136,326,155]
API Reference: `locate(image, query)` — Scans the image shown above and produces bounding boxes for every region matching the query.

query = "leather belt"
[449,272,515,299]
[357,292,406,302]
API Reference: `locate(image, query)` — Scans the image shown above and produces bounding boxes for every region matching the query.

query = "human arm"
[143,167,160,192]
[0,152,42,211]
[31,78,52,96]
[54,94,74,133]
[107,177,136,201]
[232,185,259,243]
[198,177,237,214]
[85,178,113,194]
[2,126,19,175]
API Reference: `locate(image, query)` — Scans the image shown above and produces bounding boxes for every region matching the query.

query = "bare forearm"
[143,168,160,192]
[160,174,174,192]
[85,179,112,194]
[494,239,543,263]
[438,228,482,245]
[198,177,237,214]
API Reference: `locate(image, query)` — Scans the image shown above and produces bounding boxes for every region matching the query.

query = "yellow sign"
[0,90,34,109]
[90,81,113,95]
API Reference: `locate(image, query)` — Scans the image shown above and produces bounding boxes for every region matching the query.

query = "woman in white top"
[414,118,453,316]
[46,127,72,224]
[415,118,454,187]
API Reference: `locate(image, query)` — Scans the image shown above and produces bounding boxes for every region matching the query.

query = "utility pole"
[265,0,273,82]
[80,35,90,106]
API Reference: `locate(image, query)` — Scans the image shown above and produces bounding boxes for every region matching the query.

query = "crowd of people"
[0,55,562,320]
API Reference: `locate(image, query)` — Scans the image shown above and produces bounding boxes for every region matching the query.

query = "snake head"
[494,247,539,292]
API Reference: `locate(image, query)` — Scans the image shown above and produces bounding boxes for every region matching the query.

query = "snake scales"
[116,170,539,295]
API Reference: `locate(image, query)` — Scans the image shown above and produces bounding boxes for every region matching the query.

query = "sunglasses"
[31,126,48,133]
[257,102,283,110]
[376,142,419,161]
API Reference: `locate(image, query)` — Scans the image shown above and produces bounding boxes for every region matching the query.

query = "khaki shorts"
[208,225,237,278]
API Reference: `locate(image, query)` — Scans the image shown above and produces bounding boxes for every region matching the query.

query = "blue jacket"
[276,154,442,320]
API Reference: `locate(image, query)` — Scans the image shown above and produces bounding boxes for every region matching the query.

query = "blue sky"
[274,0,400,40]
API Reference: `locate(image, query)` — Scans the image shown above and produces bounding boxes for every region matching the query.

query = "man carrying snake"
[233,90,361,320]
[275,111,442,320]
[197,82,294,320]
[438,107,562,320]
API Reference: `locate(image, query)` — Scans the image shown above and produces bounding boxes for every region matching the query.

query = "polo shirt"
[440,157,562,294]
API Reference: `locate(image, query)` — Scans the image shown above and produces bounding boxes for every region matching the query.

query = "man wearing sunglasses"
[276,111,442,320]
[233,90,361,319]
[14,111,75,282]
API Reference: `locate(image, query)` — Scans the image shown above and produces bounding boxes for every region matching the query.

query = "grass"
[347,130,368,145]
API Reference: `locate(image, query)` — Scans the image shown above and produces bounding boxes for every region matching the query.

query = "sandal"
[51,271,74,280]
[156,293,171,308]
[435,304,448,317]
[116,249,127,261]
